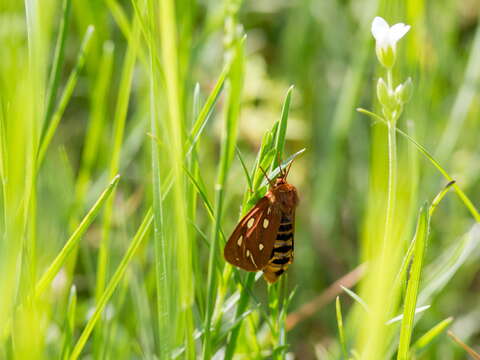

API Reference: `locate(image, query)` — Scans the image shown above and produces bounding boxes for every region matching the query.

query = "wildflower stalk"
[382,68,397,266]
[383,120,397,261]
[358,16,413,357]
[371,18,411,266]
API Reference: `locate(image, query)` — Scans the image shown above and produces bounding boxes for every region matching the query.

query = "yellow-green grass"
[1,0,480,359]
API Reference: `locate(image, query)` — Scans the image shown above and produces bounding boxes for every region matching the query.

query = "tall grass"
[1,0,480,359]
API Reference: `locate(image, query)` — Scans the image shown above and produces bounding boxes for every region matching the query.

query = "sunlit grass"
[1,0,480,359]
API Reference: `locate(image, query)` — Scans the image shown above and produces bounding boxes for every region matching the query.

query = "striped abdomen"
[263,214,294,283]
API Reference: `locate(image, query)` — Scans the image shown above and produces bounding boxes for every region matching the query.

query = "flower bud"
[395,77,413,104]
[377,77,396,110]
[376,78,389,106]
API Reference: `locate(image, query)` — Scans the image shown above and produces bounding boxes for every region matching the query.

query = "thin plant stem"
[382,121,397,264]
[381,68,397,266]
[387,69,393,92]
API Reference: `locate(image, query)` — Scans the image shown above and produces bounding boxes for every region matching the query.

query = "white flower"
[371,16,410,68]
[371,17,410,49]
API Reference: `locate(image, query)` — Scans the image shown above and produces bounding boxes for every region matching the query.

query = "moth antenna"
[285,158,295,178]
[276,152,285,178]
[259,166,275,187]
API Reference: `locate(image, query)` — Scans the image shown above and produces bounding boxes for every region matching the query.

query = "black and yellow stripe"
[263,215,294,283]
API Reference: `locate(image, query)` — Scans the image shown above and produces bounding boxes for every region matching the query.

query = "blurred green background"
[1,0,480,359]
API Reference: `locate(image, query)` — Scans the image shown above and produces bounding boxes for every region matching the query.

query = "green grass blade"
[393,181,455,296]
[96,16,139,300]
[34,175,120,298]
[203,22,244,360]
[186,65,229,156]
[340,285,369,312]
[106,0,148,68]
[223,274,255,360]
[436,21,480,161]
[72,41,115,225]
[0,108,6,230]
[357,108,480,222]
[61,285,77,360]
[419,224,480,304]
[429,180,456,217]
[184,166,227,242]
[265,148,306,187]
[144,0,170,356]
[69,209,153,360]
[37,25,95,167]
[158,0,195,356]
[397,204,429,360]
[41,0,72,143]
[235,147,253,192]
[411,317,453,352]
[273,85,294,168]
[336,296,347,359]
[150,82,170,359]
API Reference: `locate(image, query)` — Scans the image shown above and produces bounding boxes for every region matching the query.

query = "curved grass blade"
[96,16,140,300]
[393,181,455,299]
[34,175,120,298]
[37,25,95,168]
[411,317,453,353]
[41,0,73,143]
[235,147,253,192]
[419,224,480,304]
[186,65,230,156]
[266,148,306,186]
[397,205,429,360]
[202,31,245,360]
[357,108,480,222]
[184,166,226,242]
[60,286,77,360]
[340,285,369,312]
[69,208,153,360]
[273,85,294,169]
[336,296,347,359]
[436,22,480,161]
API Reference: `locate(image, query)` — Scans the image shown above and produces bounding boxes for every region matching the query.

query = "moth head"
[273,183,298,211]
[260,157,296,188]
[275,177,287,186]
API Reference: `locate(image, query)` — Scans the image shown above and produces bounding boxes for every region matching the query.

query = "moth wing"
[245,203,282,269]
[224,197,281,271]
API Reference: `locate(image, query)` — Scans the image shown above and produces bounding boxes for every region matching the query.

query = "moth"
[224,161,299,283]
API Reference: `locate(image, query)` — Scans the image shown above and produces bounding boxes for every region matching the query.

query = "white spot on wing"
[263,219,269,228]
[237,235,243,247]
[259,244,264,251]
[246,249,250,257]
[249,253,258,268]
[247,218,255,228]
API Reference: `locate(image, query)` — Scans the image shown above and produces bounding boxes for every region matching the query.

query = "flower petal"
[389,23,410,43]
[371,16,390,41]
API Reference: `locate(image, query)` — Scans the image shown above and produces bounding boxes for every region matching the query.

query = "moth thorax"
[274,187,298,210]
